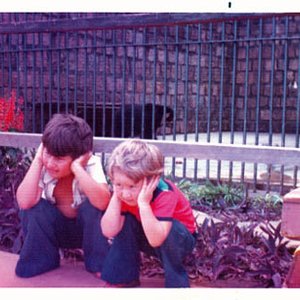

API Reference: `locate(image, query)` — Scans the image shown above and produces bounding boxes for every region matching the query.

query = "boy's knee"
[123,214,140,231]
[21,199,53,220]
[158,221,195,254]
[78,200,104,221]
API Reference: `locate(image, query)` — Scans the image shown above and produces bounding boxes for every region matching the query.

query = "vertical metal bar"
[39,32,45,132]
[183,24,190,178]
[22,33,29,131]
[162,27,168,140]
[194,23,201,180]
[130,29,136,137]
[162,26,168,140]
[267,16,276,193]
[151,27,157,139]
[217,22,225,182]
[102,30,107,137]
[49,33,53,120]
[281,17,289,149]
[253,18,263,192]
[111,30,116,137]
[32,33,36,132]
[0,34,4,97]
[171,25,179,178]
[16,34,21,115]
[241,19,250,185]
[229,20,238,182]
[65,32,70,113]
[100,30,107,165]
[281,17,289,148]
[280,16,289,194]
[269,17,276,146]
[83,31,88,121]
[57,32,61,114]
[92,30,97,135]
[73,32,79,115]
[206,22,213,179]
[121,29,126,138]
[8,33,12,95]
[141,27,147,139]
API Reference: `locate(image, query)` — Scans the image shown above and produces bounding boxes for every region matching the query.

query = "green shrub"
[0,146,32,253]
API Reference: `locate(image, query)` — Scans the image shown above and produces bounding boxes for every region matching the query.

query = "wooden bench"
[1,131,300,287]
[1,131,300,166]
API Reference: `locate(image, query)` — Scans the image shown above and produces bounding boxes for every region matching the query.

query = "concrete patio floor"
[0,249,276,289]
[0,250,167,288]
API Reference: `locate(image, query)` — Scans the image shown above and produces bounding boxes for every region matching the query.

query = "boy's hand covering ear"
[137,175,160,208]
[72,152,92,169]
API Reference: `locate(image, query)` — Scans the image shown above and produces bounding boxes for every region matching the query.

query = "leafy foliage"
[179,179,283,223]
[177,179,245,210]
[141,217,292,288]
[142,180,291,287]
[185,219,292,287]
[0,91,27,252]
[0,146,32,253]
[0,161,293,287]
[0,92,24,131]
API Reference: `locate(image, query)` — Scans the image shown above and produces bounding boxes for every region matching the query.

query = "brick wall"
[1,13,300,134]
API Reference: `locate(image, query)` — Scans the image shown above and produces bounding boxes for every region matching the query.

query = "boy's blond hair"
[107,139,164,182]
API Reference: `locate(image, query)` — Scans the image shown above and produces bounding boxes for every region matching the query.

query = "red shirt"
[121,179,196,234]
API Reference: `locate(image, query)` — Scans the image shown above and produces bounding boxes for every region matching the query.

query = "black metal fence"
[1,12,300,192]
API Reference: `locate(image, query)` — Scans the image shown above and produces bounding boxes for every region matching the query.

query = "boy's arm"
[16,144,44,210]
[71,153,111,210]
[101,192,125,238]
[138,177,172,248]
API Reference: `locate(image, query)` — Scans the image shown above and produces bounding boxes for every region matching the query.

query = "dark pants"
[101,214,196,288]
[15,198,110,278]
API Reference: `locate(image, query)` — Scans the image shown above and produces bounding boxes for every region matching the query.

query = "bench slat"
[1,131,300,166]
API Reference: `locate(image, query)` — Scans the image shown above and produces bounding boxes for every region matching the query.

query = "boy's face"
[42,148,73,179]
[112,169,143,207]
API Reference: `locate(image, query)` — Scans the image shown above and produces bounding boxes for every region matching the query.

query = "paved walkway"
[0,250,257,288]
[0,250,167,288]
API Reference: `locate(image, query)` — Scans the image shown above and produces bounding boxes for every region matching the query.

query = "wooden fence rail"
[1,132,300,167]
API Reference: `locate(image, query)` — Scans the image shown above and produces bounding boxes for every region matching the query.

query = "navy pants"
[15,198,110,278]
[101,214,196,287]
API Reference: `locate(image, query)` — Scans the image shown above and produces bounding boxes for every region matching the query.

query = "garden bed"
[0,146,297,288]
[140,180,296,288]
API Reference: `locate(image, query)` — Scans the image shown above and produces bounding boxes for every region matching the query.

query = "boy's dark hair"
[42,113,93,159]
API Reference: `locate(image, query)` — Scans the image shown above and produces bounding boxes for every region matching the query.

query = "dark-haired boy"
[15,113,110,278]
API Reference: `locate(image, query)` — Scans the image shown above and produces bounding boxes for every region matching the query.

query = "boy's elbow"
[102,230,113,239]
[148,232,169,248]
[17,198,32,210]
[101,221,114,239]
[149,240,164,248]
[102,227,117,239]
[16,191,39,210]
[101,219,120,239]
[16,192,26,209]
